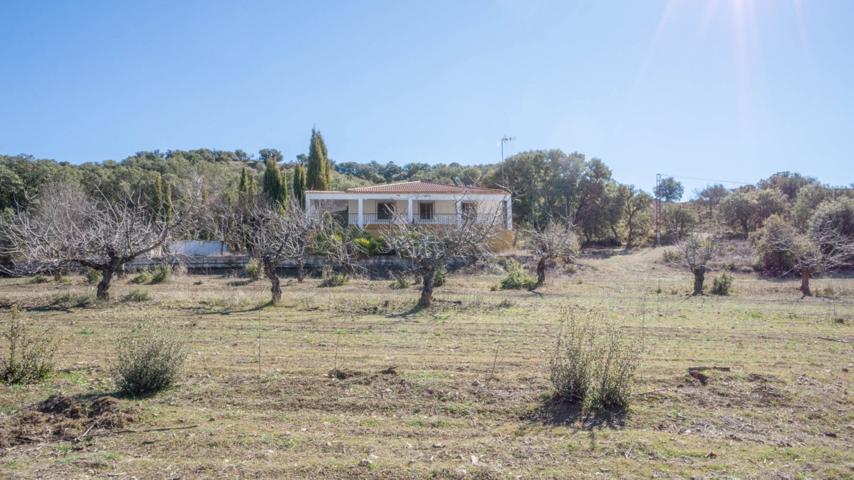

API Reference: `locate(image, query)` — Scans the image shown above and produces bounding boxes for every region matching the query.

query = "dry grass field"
[0,248,852,479]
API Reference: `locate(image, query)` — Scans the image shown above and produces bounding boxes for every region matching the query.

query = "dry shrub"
[84,268,102,285]
[389,275,411,290]
[130,270,152,284]
[550,312,640,411]
[244,258,262,281]
[149,266,171,284]
[49,292,93,309]
[319,267,348,288]
[121,288,150,303]
[112,321,187,396]
[661,249,681,264]
[1,306,58,385]
[432,265,447,287]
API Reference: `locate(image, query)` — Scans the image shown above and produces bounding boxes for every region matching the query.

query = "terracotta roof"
[343,181,506,194]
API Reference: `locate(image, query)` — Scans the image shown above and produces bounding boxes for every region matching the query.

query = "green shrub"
[149,266,171,284]
[499,260,536,290]
[752,215,799,273]
[122,288,150,302]
[130,271,152,284]
[549,318,595,403]
[319,268,348,288]
[354,237,373,256]
[50,293,94,309]
[112,322,187,397]
[352,231,385,256]
[711,272,733,296]
[432,265,447,287]
[550,313,640,412]
[29,275,50,284]
[389,275,411,290]
[244,259,263,281]
[84,268,102,285]
[661,249,681,264]
[1,306,57,385]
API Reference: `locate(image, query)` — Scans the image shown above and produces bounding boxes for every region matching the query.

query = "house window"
[377,202,395,220]
[419,202,434,220]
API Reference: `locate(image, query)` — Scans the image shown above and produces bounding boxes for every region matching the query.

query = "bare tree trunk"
[97,267,115,300]
[264,260,282,304]
[800,270,812,297]
[532,257,547,290]
[418,270,434,308]
[692,266,705,296]
[297,258,305,283]
[625,225,634,250]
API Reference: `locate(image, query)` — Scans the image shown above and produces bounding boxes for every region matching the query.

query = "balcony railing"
[346,213,502,226]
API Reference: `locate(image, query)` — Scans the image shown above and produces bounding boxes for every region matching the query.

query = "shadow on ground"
[525,397,628,431]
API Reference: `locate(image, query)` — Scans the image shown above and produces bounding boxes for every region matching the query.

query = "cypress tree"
[292,165,307,206]
[306,128,331,191]
[163,182,173,222]
[239,167,249,193]
[151,174,164,214]
[262,156,288,208]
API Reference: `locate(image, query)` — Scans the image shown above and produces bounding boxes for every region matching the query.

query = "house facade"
[305,181,513,248]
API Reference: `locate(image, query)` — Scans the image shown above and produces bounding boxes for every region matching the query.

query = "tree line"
[2,130,852,292]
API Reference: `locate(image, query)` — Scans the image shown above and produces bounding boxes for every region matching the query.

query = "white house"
[304,181,513,248]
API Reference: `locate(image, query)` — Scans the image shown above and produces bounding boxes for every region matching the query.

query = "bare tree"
[0,184,182,300]
[526,219,578,290]
[311,214,363,282]
[769,224,853,297]
[676,233,718,295]
[383,207,500,308]
[225,197,315,304]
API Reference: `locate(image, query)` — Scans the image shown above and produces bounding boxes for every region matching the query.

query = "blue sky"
[1,0,852,194]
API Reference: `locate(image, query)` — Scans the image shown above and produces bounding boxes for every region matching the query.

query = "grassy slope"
[0,248,851,479]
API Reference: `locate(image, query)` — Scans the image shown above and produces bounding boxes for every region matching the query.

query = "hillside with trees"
[2,132,852,269]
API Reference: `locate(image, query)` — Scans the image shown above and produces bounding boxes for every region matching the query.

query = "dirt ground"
[0,248,851,479]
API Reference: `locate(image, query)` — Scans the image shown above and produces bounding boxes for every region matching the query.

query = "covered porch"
[304,192,512,230]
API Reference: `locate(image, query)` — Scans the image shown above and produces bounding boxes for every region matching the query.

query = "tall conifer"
[292,165,307,206]
[306,129,331,190]
[262,157,288,208]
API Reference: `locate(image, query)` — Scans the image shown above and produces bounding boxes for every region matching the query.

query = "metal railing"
[347,213,504,226]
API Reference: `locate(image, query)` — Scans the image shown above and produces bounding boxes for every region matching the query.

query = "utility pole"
[500,135,514,162]
[653,173,661,247]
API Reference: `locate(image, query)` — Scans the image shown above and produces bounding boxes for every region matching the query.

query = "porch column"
[407,198,414,223]
[455,200,462,225]
[357,198,364,228]
[505,196,512,229]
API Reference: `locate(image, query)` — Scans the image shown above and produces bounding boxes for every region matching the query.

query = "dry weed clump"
[121,288,150,303]
[1,306,58,385]
[112,321,187,396]
[244,258,263,281]
[549,311,641,411]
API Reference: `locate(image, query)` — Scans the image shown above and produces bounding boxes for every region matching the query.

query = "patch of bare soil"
[0,394,137,447]
[646,370,813,445]
[678,370,791,408]
[192,369,540,421]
